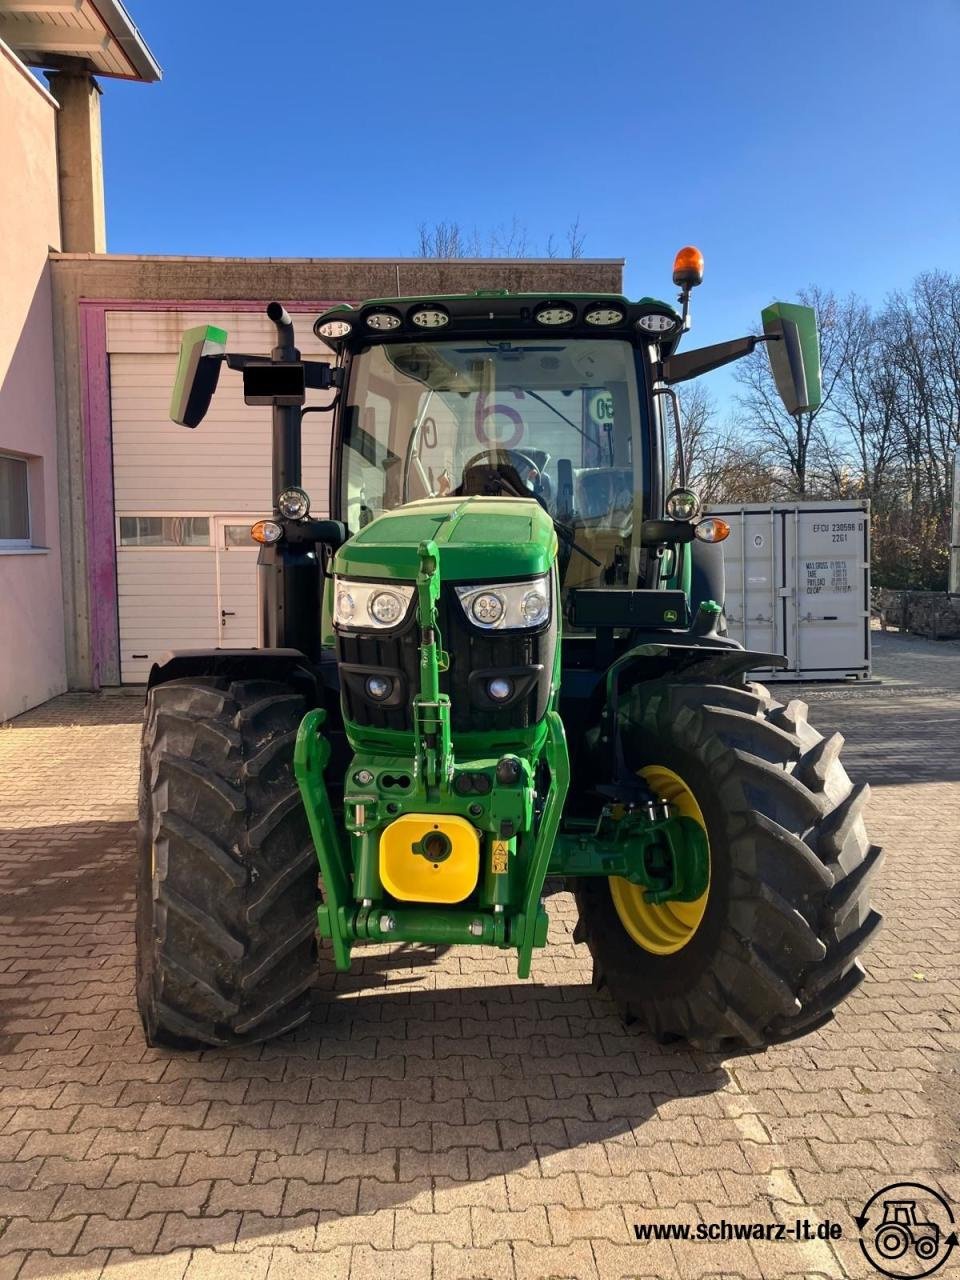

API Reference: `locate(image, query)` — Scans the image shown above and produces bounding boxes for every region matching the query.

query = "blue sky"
[101,1,960,409]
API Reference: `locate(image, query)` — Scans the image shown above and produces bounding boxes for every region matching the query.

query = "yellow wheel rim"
[610,765,710,956]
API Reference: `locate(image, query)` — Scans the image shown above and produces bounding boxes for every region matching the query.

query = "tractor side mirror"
[169,325,227,428]
[762,302,822,416]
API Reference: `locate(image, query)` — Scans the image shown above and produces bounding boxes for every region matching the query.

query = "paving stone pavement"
[0,631,958,1279]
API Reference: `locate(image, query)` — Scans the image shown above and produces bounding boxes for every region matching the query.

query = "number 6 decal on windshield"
[475,389,526,450]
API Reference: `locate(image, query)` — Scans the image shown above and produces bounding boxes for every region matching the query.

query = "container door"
[214,517,260,648]
[719,508,783,667]
[783,507,870,676]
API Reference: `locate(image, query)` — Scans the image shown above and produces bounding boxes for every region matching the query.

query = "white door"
[215,517,260,648]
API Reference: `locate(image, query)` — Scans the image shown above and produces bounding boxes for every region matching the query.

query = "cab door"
[214,517,260,647]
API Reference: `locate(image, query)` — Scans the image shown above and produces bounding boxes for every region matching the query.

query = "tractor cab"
[329,318,647,597]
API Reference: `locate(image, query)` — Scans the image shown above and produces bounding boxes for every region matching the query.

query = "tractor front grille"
[336,585,556,734]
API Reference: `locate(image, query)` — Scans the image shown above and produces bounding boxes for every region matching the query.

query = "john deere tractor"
[136,248,882,1051]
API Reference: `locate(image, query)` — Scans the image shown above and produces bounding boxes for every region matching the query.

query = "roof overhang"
[0,0,160,81]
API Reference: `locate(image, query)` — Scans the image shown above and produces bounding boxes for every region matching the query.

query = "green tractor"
[136,248,882,1051]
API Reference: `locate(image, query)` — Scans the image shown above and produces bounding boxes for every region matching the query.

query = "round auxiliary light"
[251,519,282,544]
[535,304,576,326]
[520,586,549,626]
[471,592,505,626]
[365,310,402,331]
[277,486,310,520]
[410,307,449,329]
[335,588,356,623]
[695,517,731,544]
[488,677,514,702]
[365,674,394,701]
[368,589,405,625]
[584,306,626,327]
[665,488,702,522]
[316,318,353,339]
[636,311,679,334]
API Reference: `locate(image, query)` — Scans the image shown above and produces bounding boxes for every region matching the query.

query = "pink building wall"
[0,41,67,721]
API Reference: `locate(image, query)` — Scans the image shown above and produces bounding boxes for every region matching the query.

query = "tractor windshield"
[340,338,645,591]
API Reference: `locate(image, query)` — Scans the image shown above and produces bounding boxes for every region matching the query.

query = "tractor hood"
[334,496,557,582]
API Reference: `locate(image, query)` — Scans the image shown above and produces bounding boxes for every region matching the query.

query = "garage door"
[109,308,335,683]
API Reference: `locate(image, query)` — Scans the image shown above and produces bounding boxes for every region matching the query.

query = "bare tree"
[416,221,481,258]
[678,387,783,503]
[566,215,586,259]
[415,218,584,259]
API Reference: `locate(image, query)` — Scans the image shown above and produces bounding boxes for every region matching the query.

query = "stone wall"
[875,588,960,639]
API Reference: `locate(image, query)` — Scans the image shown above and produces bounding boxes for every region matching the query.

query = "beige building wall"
[0,39,66,721]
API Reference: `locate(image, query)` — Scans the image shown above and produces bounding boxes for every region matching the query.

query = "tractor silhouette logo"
[857,1182,956,1278]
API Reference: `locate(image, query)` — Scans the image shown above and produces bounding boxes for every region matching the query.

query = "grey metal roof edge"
[91,0,161,80]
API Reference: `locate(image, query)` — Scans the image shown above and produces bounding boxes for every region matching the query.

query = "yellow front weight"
[379,813,480,904]
[609,765,711,956]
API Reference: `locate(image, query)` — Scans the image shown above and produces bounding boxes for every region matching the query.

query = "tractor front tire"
[574,681,883,1051]
[136,677,318,1048]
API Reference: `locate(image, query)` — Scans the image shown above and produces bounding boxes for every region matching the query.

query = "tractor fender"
[146,647,322,703]
[607,641,787,700]
[576,640,788,798]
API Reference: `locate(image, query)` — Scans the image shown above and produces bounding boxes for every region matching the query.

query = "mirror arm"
[662,334,778,385]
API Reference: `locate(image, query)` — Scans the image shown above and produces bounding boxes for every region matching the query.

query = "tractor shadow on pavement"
[0,820,733,1259]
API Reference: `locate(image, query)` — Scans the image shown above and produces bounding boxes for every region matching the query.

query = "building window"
[0,454,31,548]
[118,516,211,547]
[222,523,254,547]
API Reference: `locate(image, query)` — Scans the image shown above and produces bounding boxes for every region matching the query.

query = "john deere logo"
[856,1182,956,1278]
[663,609,679,623]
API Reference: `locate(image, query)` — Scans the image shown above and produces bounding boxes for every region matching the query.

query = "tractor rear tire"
[136,677,318,1048]
[573,681,883,1051]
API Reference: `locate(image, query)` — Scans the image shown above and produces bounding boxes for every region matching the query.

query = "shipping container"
[707,501,871,682]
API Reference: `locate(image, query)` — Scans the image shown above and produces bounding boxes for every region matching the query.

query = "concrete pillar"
[46,68,106,253]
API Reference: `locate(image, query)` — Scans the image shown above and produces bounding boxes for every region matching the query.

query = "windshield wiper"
[553,517,602,566]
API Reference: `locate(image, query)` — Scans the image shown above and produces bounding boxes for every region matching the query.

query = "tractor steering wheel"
[462,448,543,497]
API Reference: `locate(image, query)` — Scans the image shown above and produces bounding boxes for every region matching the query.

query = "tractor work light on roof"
[365,311,402,331]
[636,312,679,334]
[584,306,626,327]
[535,304,576,326]
[410,307,449,329]
[316,318,352,339]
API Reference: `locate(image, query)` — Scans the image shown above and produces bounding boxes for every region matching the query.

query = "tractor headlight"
[277,486,310,520]
[369,590,404,625]
[455,575,551,631]
[333,578,415,630]
[471,593,505,626]
[665,488,702,522]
